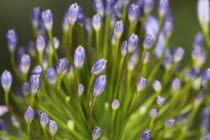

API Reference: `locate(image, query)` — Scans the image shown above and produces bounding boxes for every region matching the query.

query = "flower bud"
[31,7,41,29]
[62,13,69,32]
[46,68,57,86]
[127,33,138,53]
[114,20,124,38]
[137,77,147,92]
[68,3,80,25]
[92,126,102,140]
[140,129,151,140]
[201,68,210,87]
[156,96,165,107]
[197,0,210,30]
[74,45,85,69]
[143,52,150,64]
[171,78,181,91]
[112,99,120,110]
[143,34,154,50]
[0,106,8,117]
[143,0,154,15]
[165,119,175,128]
[114,1,123,18]
[11,116,20,128]
[24,106,35,124]
[128,4,140,24]
[36,36,45,53]
[20,54,31,75]
[94,0,105,17]
[48,120,58,136]
[85,18,93,33]
[22,82,30,96]
[56,58,69,75]
[93,75,107,98]
[92,14,102,31]
[1,70,12,92]
[6,29,18,52]
[152,80,162,92]
[39,112,49,128]
[67,120,74,130]
[91,59,107,75]
[32,65,42,75]
[29,74,42,96]
[173,47,184,63]
[78,84,84,96]
[158,0,170,18]
[42,9,53,31]
[121,41,128,57]
[149,109,158,119]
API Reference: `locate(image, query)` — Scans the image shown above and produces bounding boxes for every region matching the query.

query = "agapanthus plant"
[1,0,210,140]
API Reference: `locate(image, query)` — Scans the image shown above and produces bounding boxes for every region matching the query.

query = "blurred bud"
[67,120,74,130]
[152,80,162,92]
[78,84,84,96]
[121,41,128,57]
[29,74,42,96]
[173,47,184,63]
[6,29,18,53]
[31,7,41,29]
[20,54,31,75]
[36,36,45,53]
[149,109,158,119]
[39,112,49,128]
[127,33,139,53]
[201,68,210,87]
[24,106,35,124]
[137,77,147,92]
[171,78,181,91]
[94,0,105,17]
[158,0,169,18]
[197,0,209,31]
[92,126,102,140]
[143,34,154,50]
[143,0,154,15]
[74,45,85,69]
[0,106,8,117]
[114,20,124,38]
[68,3,80,25]
[143,52,150,64]
[91,59,107,75]
[22,82,30,96]
[140,129,151,140]
[85,18,93,33]
[93,75,107,98]
[11,116,20,128]
[42,9,53,31]
[48,120,58,136]
[156,96,165,107]
[128,4,140,24]
[165,119,175,128]
[1,70,12,92]
[56,58,69,75]
[112,99,120,110]
[92,14,102,31]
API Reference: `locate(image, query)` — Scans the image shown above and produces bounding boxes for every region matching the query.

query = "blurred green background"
[0,0,200,72]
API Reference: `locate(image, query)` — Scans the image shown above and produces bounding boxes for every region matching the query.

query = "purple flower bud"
[114,20,124,38]
[197,0,210,30]
[137,77,147,92]
[127,33,139,53]
[0,106,8,117]
[152,80,162,92]
[28,41,37,57]
[56,58,69,75]
[201,68,210,87]
[20,54,31,75]
[32,65,42,75]
[193,32,204,48]
[143,0,154,15]
[53,37,60,50]
[93,0,105,17]
[1,70,12,92]
[114,1,123,18]
[11,116,20,128]
[46,68,57,86]
[121,41,128,57]
[29,74,42,96]
[92,126,102,140]
[92,14,102,31]
[163,16,174,37]
[185,68,200,81]
[36,36,45,53]
[140,129,151,140]
[156,96,165,107]
[204,133,210,140]
[158,0,170,18]
[112,99,120,110]
[91,59,107,75]
[6,29,18,52]
[173,47,184,63]
[105,0,115,16]
[128,4,140,24]
[149,109,158,119]
[93,75,107,98]
[22,82,30,96]
[48,120,58,136]
[172,78,181,91]
[191,46,206,68]
[0,119,7,131]
[39,112,49,128]
[24,106,35,124]
[165,119,175,128]
[76,12,85,25]
[74,45,85,69]
[42,9,53,31]
[31,7,41,29]
[127,60,135,71]
[68,3,80,25]
[78,84,84,96]
[85,18,93,32]
[143,52,150,64]
[143,34,154,50]
[62,13,69,32]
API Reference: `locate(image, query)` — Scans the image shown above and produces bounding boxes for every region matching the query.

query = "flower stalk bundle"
[1,0,210,140]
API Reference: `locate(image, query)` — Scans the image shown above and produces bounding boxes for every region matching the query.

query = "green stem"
[203,29,210,50]
[68,25,74,62]
[88,98,96,130]
[27,123,31,140]
[11,52,23,82]
[77,25,84,46]
[96,30,100,58]
[103,17,110,58]
[48,31,58,61]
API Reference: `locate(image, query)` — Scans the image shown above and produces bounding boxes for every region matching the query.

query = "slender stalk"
[88,98,96,130]
[68,25,74,62]
[48,31,58,61]
[103,17,110,58]
[27,123,31,140]
[10,52,23,82]
[96,30,100,57]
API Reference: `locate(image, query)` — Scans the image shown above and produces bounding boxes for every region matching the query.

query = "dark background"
[0,0,199,72]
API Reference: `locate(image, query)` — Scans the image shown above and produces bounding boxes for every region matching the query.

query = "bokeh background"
[0,0,199,73]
